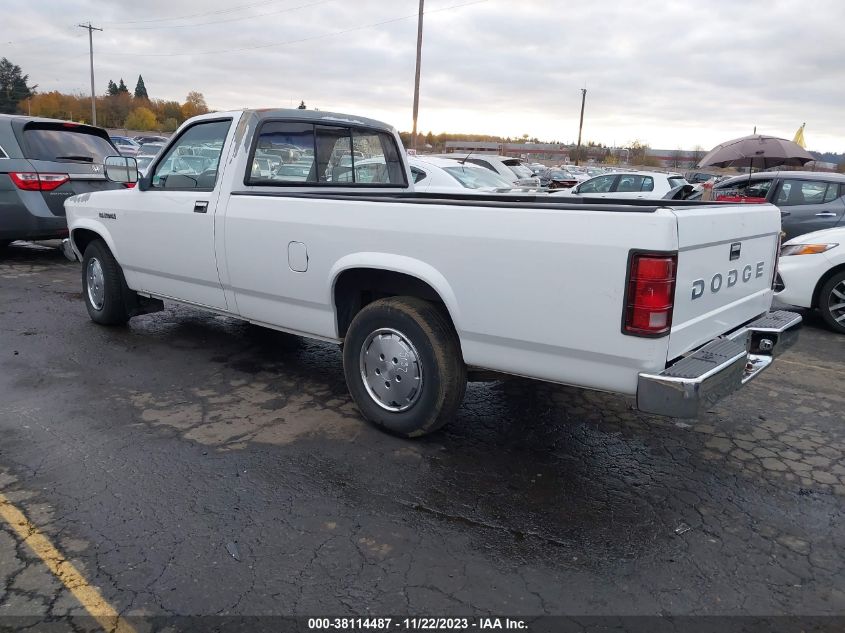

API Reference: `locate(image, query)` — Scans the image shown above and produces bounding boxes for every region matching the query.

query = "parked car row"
[4,113,844,344]
[109,134,169,158]
[432,154,540,187]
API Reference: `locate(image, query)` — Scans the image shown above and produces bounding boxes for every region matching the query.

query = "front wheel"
[81,239,131,326]
[343,296,466,438]
[818,271,845,334]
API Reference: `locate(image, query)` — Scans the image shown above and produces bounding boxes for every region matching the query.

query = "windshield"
[443,164,513,189]
[668,177,688,188]
[22,123,116,162]
[501,159,534,179]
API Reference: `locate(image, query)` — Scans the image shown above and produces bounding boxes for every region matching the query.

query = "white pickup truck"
[63,109,801,437]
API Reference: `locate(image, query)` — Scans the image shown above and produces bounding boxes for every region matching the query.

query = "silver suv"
[0,115,124,248]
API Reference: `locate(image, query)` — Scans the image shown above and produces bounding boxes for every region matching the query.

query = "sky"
[3,0,845,152]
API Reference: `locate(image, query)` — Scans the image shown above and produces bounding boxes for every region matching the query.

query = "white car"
[554,171,688,199]
[775,227,845,333]
[410,156,515,193]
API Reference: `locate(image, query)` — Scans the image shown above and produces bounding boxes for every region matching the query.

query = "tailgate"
[667,203,782,360]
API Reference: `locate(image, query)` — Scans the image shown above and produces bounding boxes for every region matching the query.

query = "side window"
[823,182,839,203]
[721,178,773,200]
[249,121,315,184]
[351,129,406,185]
[0,144,7,159]
[580,174,615,194]
[410,167,427,184]
[641,176,654,192]
[776,179,827,206]
[151,120,231,190]
[615,175,644,192]
[316,125,352,183]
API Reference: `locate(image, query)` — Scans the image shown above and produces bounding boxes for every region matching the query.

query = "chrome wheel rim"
[359,328,423,412]
[86,257,105,311]
[829,281,845,324]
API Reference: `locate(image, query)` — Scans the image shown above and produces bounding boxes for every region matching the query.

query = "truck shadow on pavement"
[118,305,845,572]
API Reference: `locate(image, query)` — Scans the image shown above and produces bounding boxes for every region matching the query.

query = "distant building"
[645,149,704,169]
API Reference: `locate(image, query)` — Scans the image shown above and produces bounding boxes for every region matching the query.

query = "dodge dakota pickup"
[63,109,801,437]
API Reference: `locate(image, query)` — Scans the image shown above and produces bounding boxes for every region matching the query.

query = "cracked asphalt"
[0,241,844,628]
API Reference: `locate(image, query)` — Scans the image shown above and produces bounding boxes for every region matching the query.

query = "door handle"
[815,212,837,217]
[194,201,209,213]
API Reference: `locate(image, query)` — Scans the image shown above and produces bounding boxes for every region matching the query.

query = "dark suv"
[0,115,125,248]
[687,171,845,240]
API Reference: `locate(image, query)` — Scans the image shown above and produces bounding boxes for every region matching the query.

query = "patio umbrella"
[697,134,814,170]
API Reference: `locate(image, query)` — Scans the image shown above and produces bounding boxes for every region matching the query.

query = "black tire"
[343,296,466,438]
[818,270,845,334]
[81,239,131,326]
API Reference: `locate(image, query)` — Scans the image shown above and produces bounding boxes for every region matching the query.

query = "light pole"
[574,88,586,166]
[77,22,102,125]
[411,0,424,152]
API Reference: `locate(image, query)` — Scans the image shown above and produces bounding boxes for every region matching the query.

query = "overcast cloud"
[4,0,845,151]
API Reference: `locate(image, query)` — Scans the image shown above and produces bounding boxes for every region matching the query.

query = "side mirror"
[104,156,138,184]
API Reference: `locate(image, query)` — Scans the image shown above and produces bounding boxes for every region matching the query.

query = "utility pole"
[574,88,586,166]
[411,0,424,152]
[78,22,102,126]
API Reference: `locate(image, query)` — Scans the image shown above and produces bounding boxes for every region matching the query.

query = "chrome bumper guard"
[637,310,802,418]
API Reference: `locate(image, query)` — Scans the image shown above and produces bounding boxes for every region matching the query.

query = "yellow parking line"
[0,493,137,633]
[778,357,845,378]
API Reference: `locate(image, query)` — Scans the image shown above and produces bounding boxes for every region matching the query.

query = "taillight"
[124,182,136,189]
[9,172,70,191]
[623,252,678,337]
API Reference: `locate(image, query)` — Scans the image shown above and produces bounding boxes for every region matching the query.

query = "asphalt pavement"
[0,241,843,630]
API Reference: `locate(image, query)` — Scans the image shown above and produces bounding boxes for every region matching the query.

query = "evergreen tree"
[117,78,129,94]
[298,100,306,110]
[0,57,36,114]
[107,80,118,96]
[133,75,148,100]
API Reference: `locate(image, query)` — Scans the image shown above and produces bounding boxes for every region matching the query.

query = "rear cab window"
[20,122,116,163]
[246,120,407,187]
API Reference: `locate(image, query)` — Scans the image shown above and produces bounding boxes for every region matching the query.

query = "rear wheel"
[81,239,130,326]
[343,296,466,438]
[818,271,845,334]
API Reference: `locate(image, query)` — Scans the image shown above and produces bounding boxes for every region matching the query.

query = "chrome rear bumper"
[637,310,802,418]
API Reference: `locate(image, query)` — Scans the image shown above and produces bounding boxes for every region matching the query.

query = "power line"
[99,0,289,25]
[107,0,334,30]
[99,0,488,58]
